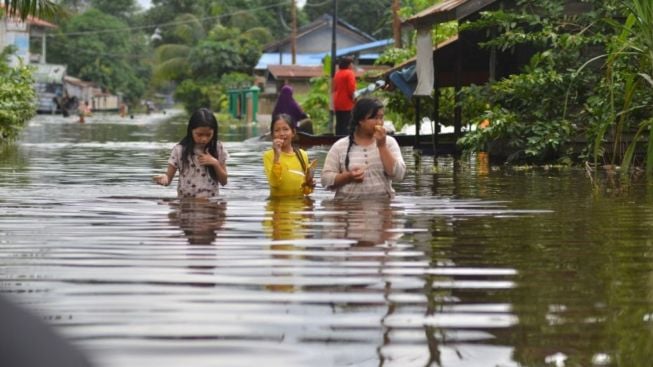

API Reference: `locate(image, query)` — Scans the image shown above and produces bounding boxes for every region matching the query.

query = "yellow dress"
[263,149,313,197]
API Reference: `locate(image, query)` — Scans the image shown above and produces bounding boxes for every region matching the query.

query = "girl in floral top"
[153,108,228,198]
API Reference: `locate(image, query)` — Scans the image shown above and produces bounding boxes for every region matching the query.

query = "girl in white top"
[321,97,406,199]
[153,108,228,198]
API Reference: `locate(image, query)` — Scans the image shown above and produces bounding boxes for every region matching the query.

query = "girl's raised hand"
[197,152,218,166]
[272,138,283,155]
[374,125,387,146]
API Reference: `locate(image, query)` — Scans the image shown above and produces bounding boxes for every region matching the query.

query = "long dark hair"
[271,113,306,172]
[179,108,220,182]
[344,97,384,170]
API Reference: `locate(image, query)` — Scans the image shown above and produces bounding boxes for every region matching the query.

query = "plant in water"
[618,0,653,178]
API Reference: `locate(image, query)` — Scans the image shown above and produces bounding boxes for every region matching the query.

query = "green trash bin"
[244,86,260,122]
[227,89,242,119]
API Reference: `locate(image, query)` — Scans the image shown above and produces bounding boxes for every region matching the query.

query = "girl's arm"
[376,135,406,180]
[212,161,228,186]
[198,153,228,186]
[263,150,283,188]
[321,144,363,190]
[153,164,177,186]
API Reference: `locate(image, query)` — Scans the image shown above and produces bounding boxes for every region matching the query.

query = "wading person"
[263,114,316,198]
[321,97,405,199]
[153,108,228,198]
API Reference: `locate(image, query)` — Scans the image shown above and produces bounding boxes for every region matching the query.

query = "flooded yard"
[2,112,653,367]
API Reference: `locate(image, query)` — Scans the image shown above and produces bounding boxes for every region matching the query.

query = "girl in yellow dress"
[263,114,315,198]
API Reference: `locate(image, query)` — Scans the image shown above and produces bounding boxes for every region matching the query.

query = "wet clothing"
[321,136,406,199]
[263,148,312,197]
[168,141,228,198]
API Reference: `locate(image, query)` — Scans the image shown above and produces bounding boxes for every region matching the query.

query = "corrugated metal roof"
[267,64,389,80]
[267,65,325,79]
[405,0,498,27]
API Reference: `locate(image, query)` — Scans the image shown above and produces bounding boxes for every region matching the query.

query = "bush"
[0,49,35,142]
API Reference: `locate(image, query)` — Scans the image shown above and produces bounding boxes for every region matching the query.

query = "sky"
[136,0,307,10]
[136,0,151,9]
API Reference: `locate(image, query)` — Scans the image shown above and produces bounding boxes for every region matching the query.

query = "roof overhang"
[405,0,498,29]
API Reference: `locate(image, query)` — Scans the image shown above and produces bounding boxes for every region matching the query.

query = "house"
[256,15,392,114]
[391,0,593,138]
[64,76,119,112]
[258,63,389,114]
[0,6,56,66]
[264,14,376,56]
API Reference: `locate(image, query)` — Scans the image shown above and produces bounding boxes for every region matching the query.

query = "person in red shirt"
[332,56,356,135]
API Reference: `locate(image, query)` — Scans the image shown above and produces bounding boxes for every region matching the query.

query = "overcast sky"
[137,0,307,10]
[136,0,150,9]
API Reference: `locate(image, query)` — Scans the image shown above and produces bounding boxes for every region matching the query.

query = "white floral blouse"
[168,141,228,198]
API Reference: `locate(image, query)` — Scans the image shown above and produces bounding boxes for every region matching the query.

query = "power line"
[47,1,293,37]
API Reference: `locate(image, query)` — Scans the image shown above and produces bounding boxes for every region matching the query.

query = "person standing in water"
[263,114,315,198]
[153,108,228,198]
[321,97,405,199]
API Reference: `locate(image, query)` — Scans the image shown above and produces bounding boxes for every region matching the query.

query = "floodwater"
[2,112,653,367]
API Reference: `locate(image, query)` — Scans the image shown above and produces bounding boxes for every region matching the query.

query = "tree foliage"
[90,0,137,20]
[2,0,61,20]
[304,0,392,39]
[0,47,35,142]
[47,9,149,102]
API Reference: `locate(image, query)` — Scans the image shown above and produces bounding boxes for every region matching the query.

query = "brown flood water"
[1,112,653,367]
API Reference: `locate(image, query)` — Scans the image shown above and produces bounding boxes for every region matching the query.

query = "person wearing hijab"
[271,84,308,126]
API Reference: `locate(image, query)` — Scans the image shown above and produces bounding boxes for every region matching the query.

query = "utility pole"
[392,0,401,48]
[291,0,297,64]
[329,0,337,132]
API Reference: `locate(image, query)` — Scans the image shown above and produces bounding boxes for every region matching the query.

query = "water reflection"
[167,198,227,245]
[320,199,402,246]
[264,198,314,241]
[3,113,653,367]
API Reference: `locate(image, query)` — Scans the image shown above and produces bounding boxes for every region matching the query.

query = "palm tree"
[2,0,60,20]
[151,13,205,86]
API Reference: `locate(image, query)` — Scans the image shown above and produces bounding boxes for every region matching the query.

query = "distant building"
[256,14,392,114]
[0,6,56,66]
[264,14,375,56]
[64,76,119,112]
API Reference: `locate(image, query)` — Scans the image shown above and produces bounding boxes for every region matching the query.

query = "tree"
[47,8,150,102]
[90,0,137,20]
[0,46,35,141]
[2,0,60,20]
[303,0,392,39]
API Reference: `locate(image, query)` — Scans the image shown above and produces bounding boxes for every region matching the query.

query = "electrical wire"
[47,0,293,37]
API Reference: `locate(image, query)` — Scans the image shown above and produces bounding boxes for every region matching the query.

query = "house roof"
[264,14,376,52]
[32,63,66,83]
[268,65,325,79]
[336,38,393,56]
[405,0,498,28]
[383,35,492,88]
[0,5,57,28]
[257,39,393,70]
[256,53,324,69]
[64,75,96,88]
[267,64,389,80]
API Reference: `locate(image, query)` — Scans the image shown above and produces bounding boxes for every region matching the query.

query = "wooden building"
[390,0,594,150]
